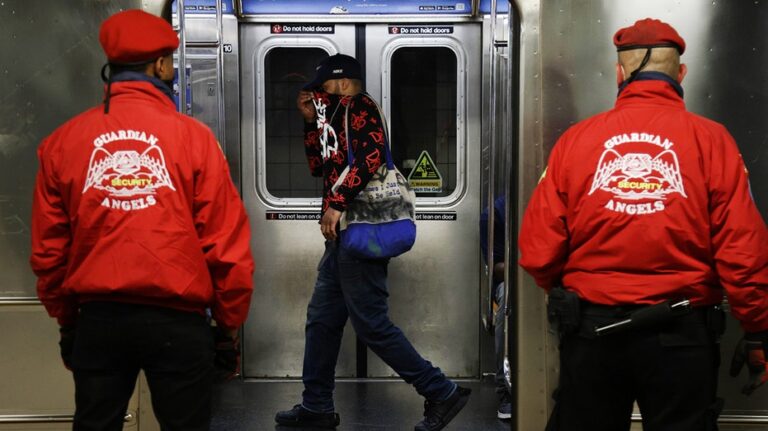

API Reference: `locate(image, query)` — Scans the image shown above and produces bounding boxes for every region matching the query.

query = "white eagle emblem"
[83,136,175,197]
[588,149,686,200]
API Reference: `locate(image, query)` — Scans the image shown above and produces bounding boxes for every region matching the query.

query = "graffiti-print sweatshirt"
[303,92,386,214]
[519,76,768,332]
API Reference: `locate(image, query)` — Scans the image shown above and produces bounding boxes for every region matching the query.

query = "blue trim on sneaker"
[441,382,458,401]
[301,403,335,414]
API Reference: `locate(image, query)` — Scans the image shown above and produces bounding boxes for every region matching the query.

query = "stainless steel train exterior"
[0,0,764,430]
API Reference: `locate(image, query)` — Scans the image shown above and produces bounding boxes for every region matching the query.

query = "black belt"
[590,299,691,336]
[577,300,722,338]
[79,301,206,323]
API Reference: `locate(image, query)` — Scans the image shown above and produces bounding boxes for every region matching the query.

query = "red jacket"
[31,80,254,330]
[519,78,768,332]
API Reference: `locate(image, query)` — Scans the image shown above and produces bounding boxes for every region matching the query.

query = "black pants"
[71,302,214,431]
[546,306,722,431]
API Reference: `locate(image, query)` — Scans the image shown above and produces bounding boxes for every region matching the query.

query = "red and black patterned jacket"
[303,92,386,214]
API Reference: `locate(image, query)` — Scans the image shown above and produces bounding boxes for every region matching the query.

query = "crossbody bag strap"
[333,93,396,194]
[343,92,395,170]
[331,97,359,194]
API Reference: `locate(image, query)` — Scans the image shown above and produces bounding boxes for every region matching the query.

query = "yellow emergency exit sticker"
[408,150,443,193]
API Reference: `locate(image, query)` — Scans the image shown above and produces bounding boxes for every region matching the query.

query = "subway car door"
[363,23,482,378]
[240,16,482,379]
[240,21,359,377]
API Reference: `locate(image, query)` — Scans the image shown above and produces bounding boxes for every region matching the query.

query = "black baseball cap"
[303,53,362,90]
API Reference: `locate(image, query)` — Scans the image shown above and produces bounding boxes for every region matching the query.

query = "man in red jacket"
[519,18,768,431]
[30,10,254,431]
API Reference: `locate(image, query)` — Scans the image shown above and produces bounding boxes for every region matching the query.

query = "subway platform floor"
[210,379,511,431]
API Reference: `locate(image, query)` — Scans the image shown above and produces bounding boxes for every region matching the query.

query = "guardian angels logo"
[83,129,176,211]
[588,132,687,215]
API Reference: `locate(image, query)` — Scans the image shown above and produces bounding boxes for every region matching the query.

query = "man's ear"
[154,57,164,76]
[615,63,626,85]
[154,56,174,78]
[677,63,688,83]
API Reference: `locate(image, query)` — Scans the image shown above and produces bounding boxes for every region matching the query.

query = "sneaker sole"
[497,411,512,420]
[275,419,339,429]
[275,414,340,429]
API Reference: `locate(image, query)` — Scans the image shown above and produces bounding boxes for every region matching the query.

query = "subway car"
[0,0,765,430]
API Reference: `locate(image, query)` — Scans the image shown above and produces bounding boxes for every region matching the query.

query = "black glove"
[59,326,76,371]
[729,331,768,395]
[212,327,241,383]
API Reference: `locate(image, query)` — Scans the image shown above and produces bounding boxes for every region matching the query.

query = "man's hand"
[321,208,342,241]
[730,331,768,395]
[297,91,317,123]
[59,326,75,371]
[212,326,241,383]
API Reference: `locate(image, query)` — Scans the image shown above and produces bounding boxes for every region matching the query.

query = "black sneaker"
[414,386,472,431]
[275,404,340,429]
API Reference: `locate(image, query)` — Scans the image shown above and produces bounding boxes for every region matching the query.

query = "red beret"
[613,18,685,55]
[99,9,179,64]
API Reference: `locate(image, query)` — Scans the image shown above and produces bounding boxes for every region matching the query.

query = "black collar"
[111,71,175,103]
[618,71,684,98]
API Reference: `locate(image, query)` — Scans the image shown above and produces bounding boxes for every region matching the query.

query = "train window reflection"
[264,47,327,198]
[390,47,457,197]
